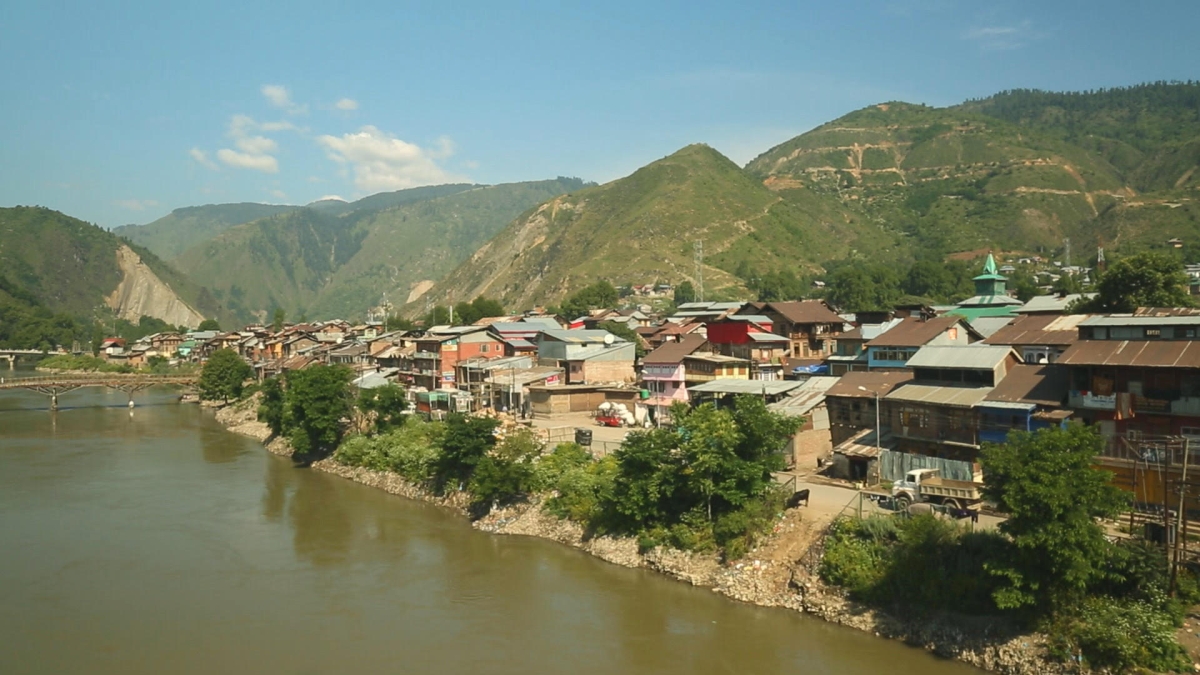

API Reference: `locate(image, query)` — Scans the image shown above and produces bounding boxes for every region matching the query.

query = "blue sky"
[2,1,1197,228]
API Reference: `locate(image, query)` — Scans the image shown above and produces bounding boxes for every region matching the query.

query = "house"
[882,345,1022,460]
[826,317,903,375]
[641,335,709,415]
[825,370,915,447]
[670,301,747,323]
[148,332,184,356]
[864,315,978,370]
[413,326,504,391]
[687,378,809,408]
[537,329,636,385]
[705,314,789,378]
[99,338,126,359]
[983,313,1088,364]
[946,254,1023,320]
[767,376,841,469]
[681,353,751,385]
[487,318,558,356]
[976,364,1072,444]
[738,300,843,359]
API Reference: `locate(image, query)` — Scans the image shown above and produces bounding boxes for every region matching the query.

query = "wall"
[879,450,977,483]
[581,359,636,384]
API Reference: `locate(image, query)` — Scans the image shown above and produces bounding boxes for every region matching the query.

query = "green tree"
[257,376,285,436]
[384,314,416,332]
[471,296,505,320]
[424,305,451,327]
[197,319,221,332]
[468,428,541,511]
[598,320,646,359]
[979,425,1129,612]
[673,281,696,305]
[824,264,902,311]
[197,348,253,402]
[1072,252,1194,313]
[560,281,619,319]
[272,308,286,331]
[434,414,499,491]
[283,365,355,462]
[356,384,408,434]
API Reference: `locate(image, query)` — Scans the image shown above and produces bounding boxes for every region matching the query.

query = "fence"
[541,426,624,458]
[878,450,976,483]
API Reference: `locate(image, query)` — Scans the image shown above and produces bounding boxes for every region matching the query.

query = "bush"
[467,429,541,510]
[543,454,617,525]
[1056,596,1189,672]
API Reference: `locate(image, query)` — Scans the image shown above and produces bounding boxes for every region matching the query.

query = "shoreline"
[211,397,1067,675]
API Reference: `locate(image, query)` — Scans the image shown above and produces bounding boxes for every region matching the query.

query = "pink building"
[641,334,709,409]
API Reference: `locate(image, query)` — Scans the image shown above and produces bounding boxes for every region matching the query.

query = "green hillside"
[174,178,587,322]
[0,206,224,337]
[114,203,299,260]
[417,144,876,311]
[306,183,480,216]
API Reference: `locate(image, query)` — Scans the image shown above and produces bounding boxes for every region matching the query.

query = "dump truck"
[891,468,982,511]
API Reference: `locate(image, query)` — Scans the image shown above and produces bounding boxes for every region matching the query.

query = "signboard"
[1072,390,1115,410]
[544,374,559,386]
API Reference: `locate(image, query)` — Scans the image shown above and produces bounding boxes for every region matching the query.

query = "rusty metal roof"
[643,334,708,365]
[1056,340,1200,368]
[885,384,994,408]
[984,313,1088,346]
[984,364,1069,406]
[865,315,969,347]
[824,371,914,398]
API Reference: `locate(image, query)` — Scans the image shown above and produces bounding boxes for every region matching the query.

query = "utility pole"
[1063,237,1071,269]
[858,386,881,450]
[1172,437,1191,596]
[693,241,704,302]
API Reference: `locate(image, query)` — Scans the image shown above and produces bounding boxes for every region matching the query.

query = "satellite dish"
[603,333,615,345]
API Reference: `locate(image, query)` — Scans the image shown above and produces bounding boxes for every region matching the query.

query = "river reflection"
[0,387,983,675]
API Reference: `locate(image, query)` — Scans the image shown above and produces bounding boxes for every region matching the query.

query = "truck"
[891,468,982,511]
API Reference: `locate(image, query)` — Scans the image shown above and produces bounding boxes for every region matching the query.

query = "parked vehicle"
[891,468,982,511]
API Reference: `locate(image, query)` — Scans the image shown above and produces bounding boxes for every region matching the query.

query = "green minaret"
[973,253,1007,298]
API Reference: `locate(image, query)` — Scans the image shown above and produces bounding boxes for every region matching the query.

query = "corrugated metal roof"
[985,363,1068,406]
[984,313,1087,346]
[643,334,708,364]
[1079,315,1200,327]
[747,332,789,342]
[906,345,1015,370]
[969,316,1017,338]
[541,329,627,344]
[1056,340,1200,368]
[768,377,839,417]
[688,380,806,395]
[825,370,915,398]
[833,427,895,458]
[1015,293,1094,313]
[885,384,994,408]
[866,315,964,347]
[758,300,843,325]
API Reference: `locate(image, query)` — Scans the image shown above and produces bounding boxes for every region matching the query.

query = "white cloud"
[260,120,300,132]
[270,189,288,200]
[261,84,307,114]
[316,126,465,192]
[335,98,358,111]
[189,147,218,170]
[235,135,278,155]
[115,199,159,211]
[217,115,282,173]
[962,20,1036,51]
[217,148,279,173]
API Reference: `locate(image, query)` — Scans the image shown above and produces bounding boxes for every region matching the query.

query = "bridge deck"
[0,375,198,391]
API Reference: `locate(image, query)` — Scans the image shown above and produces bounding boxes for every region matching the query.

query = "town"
[82,251,1200,519]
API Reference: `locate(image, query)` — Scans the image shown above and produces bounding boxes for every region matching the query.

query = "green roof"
[945,305,1020,321]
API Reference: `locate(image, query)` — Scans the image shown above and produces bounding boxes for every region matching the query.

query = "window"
[480,344,489,353]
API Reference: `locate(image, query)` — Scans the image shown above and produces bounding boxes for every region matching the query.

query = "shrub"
[467,429,541,510]
[1058,596,1189,672]
[819,519,888,595]
[544,455,617,525]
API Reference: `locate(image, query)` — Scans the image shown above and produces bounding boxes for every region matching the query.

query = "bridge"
[0,374,198,410]
[0,349,63,369]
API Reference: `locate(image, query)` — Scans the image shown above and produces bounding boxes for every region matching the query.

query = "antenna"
[693,240,704,302]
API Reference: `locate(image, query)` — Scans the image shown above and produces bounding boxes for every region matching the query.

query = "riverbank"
[210,396,1067,675]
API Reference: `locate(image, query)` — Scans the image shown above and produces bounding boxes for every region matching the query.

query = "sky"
[2,1,1197,228]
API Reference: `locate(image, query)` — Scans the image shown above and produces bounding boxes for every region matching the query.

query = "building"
[738,301,843,359]
[641,335,709,413]
[413,326,504,391]
[825,370,915,446]
[767,376,841,469]
[705,314,789,379]
[947,254,1023,320]
[537,329,636,385]
[864,315,978,370]
[1015,293,1096,315]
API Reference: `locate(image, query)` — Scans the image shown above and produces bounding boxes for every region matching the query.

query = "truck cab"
[891,468,982,511]
[891,468,939,507]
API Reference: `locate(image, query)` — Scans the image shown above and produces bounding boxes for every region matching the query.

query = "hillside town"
[93,253,1200,519]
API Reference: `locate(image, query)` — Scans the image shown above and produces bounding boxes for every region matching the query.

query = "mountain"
[0,206,221,329]
[304,183,480,217]
[416,144,875,310]
[114,203,299,261]
[173,178,587,322]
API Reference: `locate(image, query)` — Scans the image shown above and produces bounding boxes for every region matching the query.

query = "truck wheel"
[895,494,912,509]
[943,499,961,511]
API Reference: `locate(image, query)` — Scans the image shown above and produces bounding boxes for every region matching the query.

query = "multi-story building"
[537,329,636,385]
[737,300,843,359]
[864,315,978,370]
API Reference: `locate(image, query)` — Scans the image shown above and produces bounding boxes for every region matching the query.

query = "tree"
[598,320,646,359]
[979,424,1129,612]
[197,319,221,332]
[468,428,541,511]
[674,281,696,305]
[471,296,505,320]
[434,414,499,491]
[257,376,285,436]
[197,348,253,402]
[424,305,451,327]
[385,314,416,332]
[356,384,408,434]
[283,365,355,462]
[272,308,286,331]
[560,281,619,319]
[1072,252,1193,313]
[824,264,901,311]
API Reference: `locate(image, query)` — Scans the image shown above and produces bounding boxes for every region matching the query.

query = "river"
[0,378,981,674]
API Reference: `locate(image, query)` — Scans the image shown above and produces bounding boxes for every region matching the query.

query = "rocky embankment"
[209,397,1066,675]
